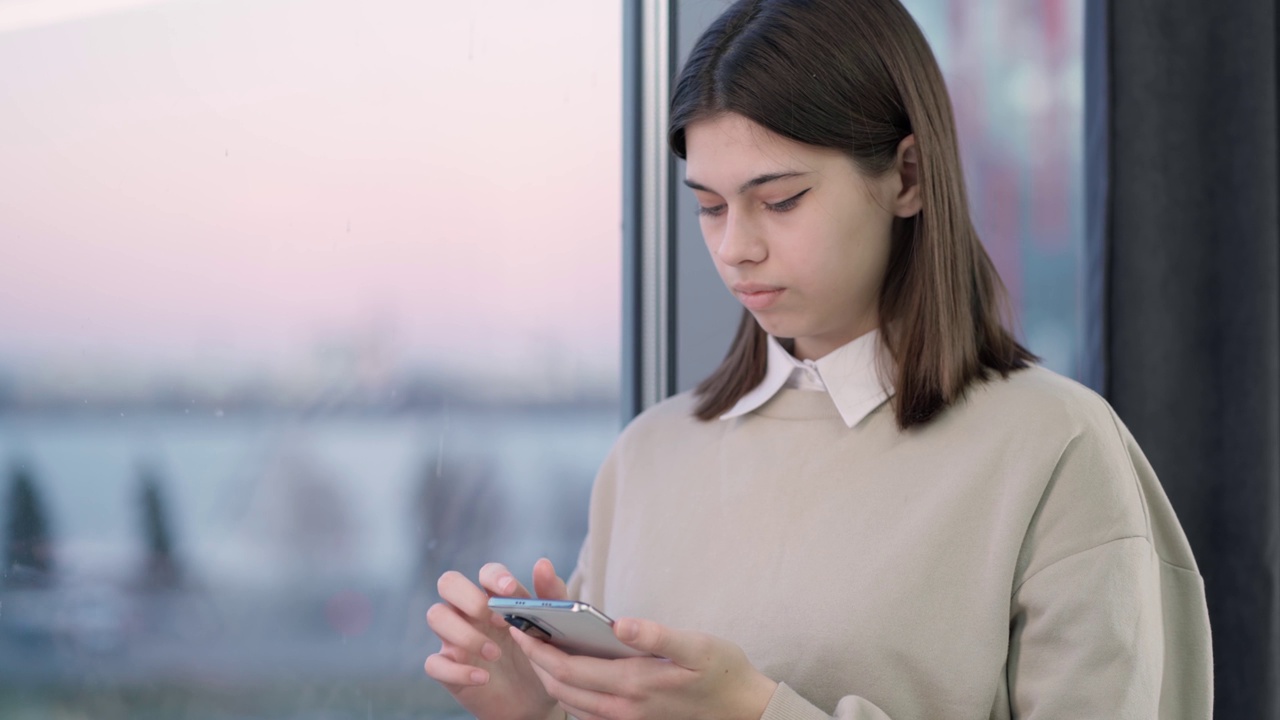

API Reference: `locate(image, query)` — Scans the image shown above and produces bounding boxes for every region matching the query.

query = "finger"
[614,617,706,668]
[439,641,467,664]
[559,703,604,720]
[479,562,531,598]
[437,571,494,622]
[539,674,622,720]
[426,603,502,662]
[532,557,568,600]
[519,640,617,720]
[424,652,490,687]
[508,626,625,696]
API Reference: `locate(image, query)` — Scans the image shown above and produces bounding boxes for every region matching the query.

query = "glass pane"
[0,1,621,717]
[902,0,1084,378]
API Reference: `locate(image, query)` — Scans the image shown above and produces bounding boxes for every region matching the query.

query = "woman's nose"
[714,212,767,265]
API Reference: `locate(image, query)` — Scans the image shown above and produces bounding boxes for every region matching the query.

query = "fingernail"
[498,576,515,594]
[616,619,638,642]
[481,641,501,661]
[470,669,488,684]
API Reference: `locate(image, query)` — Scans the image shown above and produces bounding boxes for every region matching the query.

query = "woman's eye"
[766,188,811,213]
[696,187,809,217]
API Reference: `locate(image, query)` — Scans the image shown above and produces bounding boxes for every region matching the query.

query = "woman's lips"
[734,284,785,310]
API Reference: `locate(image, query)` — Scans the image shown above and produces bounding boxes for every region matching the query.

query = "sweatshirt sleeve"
[762,398,1211,720]
[1008,537,1164,716]
[761,683,892,720]
[757,541,1169,720]
[1002,401,1211,719]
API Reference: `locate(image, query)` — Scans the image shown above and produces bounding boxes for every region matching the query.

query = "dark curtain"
[1087,0,1280,716]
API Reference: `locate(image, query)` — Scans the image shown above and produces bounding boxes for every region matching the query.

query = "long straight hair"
[669,0,1034,430]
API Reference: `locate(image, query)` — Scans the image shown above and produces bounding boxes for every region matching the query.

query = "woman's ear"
[893,134,922,218]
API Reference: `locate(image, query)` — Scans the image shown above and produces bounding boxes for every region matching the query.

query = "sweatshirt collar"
[720,329,894,428]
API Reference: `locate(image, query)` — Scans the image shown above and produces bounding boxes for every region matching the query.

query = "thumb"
[532,557,568,600]
[613,617,703,668]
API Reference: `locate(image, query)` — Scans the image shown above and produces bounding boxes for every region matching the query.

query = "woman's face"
[684,112,916,361]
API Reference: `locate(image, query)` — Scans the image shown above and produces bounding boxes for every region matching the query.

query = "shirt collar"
[720,329,894,428]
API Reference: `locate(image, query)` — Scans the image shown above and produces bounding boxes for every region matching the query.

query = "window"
[0,1,621,717]
[903,0,1084,377]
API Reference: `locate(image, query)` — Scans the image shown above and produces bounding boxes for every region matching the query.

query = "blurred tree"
[236,446,357,585]
[275,453,354,580]
[4,460,54,588]
[412,453,504,589]
[137,464,181,590]
[547,463,590,566]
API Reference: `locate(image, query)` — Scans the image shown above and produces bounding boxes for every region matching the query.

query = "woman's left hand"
[507,616,778,720]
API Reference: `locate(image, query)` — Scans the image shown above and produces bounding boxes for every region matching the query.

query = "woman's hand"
[424,558,568,720]
[508,615,779,720]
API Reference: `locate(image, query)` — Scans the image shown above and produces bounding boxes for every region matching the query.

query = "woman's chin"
[751,315,798,340]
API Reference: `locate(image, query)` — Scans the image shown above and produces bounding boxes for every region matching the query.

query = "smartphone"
[488,597,649,660]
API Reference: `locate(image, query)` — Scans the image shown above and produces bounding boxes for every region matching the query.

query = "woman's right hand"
[425,558,569,720]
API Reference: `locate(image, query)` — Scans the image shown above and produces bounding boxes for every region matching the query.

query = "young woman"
[424,1,1213,718]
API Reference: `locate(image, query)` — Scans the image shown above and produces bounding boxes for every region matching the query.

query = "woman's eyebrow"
[683,171,810,195]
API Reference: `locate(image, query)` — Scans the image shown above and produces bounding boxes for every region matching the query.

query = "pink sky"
[0,0,622,381]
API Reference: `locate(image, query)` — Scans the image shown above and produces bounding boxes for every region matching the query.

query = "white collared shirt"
[720,329,894,428]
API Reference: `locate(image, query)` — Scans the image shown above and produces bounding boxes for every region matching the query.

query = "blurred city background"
[0,0,1079,717]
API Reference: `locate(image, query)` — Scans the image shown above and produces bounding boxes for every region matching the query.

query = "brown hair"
[669,0,1034,430]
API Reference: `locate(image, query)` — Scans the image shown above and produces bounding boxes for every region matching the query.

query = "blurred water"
[0,406,617,718]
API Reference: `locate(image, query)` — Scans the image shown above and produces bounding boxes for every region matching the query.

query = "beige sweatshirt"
[560,366,1212,719]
